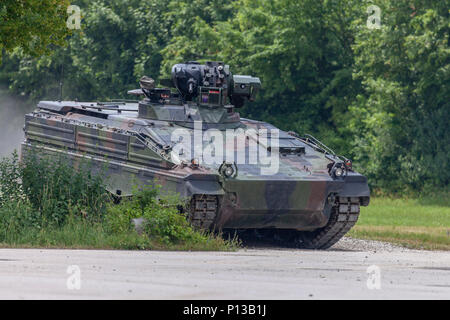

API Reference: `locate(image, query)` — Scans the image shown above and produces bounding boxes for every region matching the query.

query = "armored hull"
[22,61,370,249]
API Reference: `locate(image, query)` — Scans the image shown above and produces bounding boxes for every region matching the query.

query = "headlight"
[330,162,347,179]
[224,166,235,177]
[335,167,344,177]
[219,162,238,178]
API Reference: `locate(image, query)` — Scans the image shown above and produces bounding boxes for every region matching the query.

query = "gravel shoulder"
[0,237,449,300]
[331,236,412,252]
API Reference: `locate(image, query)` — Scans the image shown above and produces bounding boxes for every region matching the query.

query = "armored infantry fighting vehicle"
[22,61,370,249]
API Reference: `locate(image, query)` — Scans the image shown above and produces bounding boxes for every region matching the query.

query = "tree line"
[0,0,448,194]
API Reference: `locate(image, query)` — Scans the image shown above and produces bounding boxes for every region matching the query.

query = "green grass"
[349,196,450,250]
[0,198,241,252]
[0,218,240,251]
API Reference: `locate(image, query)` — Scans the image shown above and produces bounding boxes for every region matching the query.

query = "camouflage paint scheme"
[22,100,369,232]
[21,61,370,245]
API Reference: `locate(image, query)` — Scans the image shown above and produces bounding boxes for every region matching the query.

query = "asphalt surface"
[0,238,448,300]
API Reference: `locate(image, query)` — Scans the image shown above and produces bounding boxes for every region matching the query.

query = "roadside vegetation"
[0,151,448,251]
[349,195,450,251]
[0,152,239,251]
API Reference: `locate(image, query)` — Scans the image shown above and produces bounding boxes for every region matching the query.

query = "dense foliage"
[0,153,237,250]
[349,0,449,192]
[0,0,70,63]
[0,0,448,194]
[0,152,109,228]
[106,186,216,246]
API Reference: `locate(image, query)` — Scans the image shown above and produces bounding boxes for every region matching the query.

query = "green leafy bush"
[0,151,23,206]
[20,152,109,226]
[0,151,109,239]
[0,199,37,243]
[142,201,203,246]
[105,186,216,246]
[0,151,237,250]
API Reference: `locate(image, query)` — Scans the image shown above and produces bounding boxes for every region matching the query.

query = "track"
[301,197,361,249]
[189,195,219,229]
[191,195,361,250]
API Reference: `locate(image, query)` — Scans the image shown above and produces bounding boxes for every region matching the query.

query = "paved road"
[0,239,449,299]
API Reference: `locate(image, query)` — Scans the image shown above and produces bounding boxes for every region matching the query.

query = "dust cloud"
[0,88,31,157]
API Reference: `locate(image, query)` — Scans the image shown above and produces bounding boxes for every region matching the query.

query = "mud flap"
[339,173,370,205]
